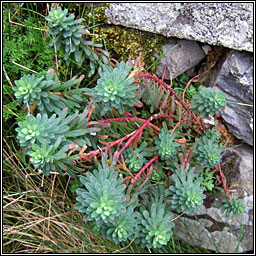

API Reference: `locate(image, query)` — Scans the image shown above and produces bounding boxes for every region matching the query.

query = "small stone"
[201,44,212,55]
[154,38,205,79]
[203,115,215,125]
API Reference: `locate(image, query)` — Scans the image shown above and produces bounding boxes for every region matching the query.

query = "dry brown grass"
[3,143,125,253]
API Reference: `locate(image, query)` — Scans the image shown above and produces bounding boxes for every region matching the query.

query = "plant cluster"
[154,123,180,161]
[190,87,226,118]
[92,61,141,115]
[194,130,223,169]
[76,165,175,248]
[166,166,206,213]
[13,68,89,115]
[15,108,108,176]
[135,185,175,249]
[9,5,246,251]
[46,6,109,76]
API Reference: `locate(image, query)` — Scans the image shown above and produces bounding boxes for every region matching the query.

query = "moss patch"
[81,4,167,72]
[218,125,239,146]
[94,25,168,72]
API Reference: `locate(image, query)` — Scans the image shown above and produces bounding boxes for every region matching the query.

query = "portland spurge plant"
[101,203,138,244]
[92,61,141,115]
[75,161,127,226]
[46,6,85,64]
[216,197,246,218]
[190,87,226,118]
[135,186,175,249]
[16,111,69,148]
[46,7,109,75]
[194,134,223,169]
[166,167,206,214]
[13,74,45,106]
[27,136,80,176]
[13,69,87,115]
[154,123,180,160]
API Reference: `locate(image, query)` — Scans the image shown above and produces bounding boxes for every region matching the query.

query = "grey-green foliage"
[190,87,226,118]
[16,111,69,148]
[62,108,108,148]
[203,129,221,144]
[92,61,141,115]
[154,123,180,160]
[166,167,206,214]
[13,69,89,115]
[200,168,215,191]
[16,107,106,176]
[46,6,109,76]
[13,74,44,105]
[135,185,175,249]
[101,201,138,244]
[194,133,223,169]
[16,107,106,151]
[216,197,246,218]
[27,136,80,176]
[75,161,127,226]
[123,142,153,172]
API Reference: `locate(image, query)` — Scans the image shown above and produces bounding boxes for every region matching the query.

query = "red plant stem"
[200,118,205,131]
[161,66,167,81]
[135,73,194,119]
[170,118,190,136]
[184,147,193,164]
[80,131,136,159]
[135,165,154,193]
[218,163,231,199]
[81,114,175,160]
[182,61,216,101]
[117,114,176,157]
[98,117,161,131]
[131,155,159,185]
[87,100,94,124]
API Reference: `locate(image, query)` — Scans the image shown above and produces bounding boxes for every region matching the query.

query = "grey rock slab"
[173,216,244,253]
[154,38,205,79]
[221,144,253,197]
[105,3,253,52]
[172,144,253,252]
[212,50,253,145]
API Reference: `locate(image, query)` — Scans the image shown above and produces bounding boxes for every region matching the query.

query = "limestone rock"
[155,38,205,79]
[212,50,253,146]
[173,217,244,253]
[173,144,253,253]
[105,3,253,52]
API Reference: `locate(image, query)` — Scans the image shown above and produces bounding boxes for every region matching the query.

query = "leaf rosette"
[216,197,246,218]
[16,112,69,147]
[75,166,127,226]
[101,204,138,244]
[28,136,80,176]
[166,168,206,214]
[93,61,141,115]
[190,87,226,118]
[154,123,180,160]
[135,202,174,248]
[194,135,223,169]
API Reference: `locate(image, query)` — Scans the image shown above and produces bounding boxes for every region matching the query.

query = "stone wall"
[105,3,253,52]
